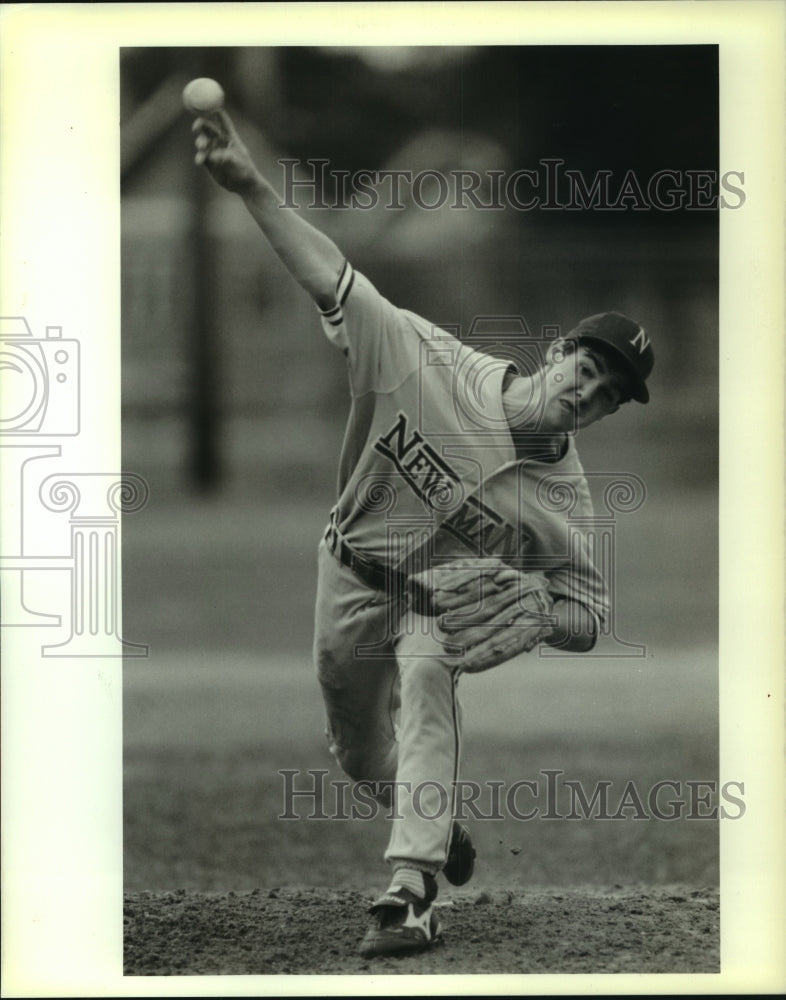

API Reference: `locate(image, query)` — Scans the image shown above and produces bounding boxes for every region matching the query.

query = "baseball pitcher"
[191,106,654,958]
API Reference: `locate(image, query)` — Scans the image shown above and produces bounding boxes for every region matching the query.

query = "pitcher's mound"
[124,884,719,975]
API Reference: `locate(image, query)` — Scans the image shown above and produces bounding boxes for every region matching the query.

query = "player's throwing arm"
[185,79,343,311]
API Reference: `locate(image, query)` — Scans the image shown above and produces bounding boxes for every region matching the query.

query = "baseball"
[182,77,225,115]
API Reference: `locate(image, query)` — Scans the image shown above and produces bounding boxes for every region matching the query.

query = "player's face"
[541,343,629,433]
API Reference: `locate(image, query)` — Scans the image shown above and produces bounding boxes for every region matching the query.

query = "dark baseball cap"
[565,312,654,403]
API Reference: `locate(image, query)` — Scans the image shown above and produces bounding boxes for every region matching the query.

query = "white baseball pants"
[313,537,462,875]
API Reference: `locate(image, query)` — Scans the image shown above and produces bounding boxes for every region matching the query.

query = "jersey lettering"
[374,411,460,509]
[441,494,532,558]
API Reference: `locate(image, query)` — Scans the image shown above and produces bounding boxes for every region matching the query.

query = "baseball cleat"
[442,821,476,886]
[359,878,442,957]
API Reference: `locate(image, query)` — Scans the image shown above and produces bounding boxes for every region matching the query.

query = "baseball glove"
[407,558,555,673]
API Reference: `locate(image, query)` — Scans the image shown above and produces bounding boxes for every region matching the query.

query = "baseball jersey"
[318,261,609,624]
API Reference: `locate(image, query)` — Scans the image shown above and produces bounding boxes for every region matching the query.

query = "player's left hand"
[407,559,555,673]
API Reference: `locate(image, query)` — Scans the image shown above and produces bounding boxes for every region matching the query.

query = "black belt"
[324,516,407,598]
[323,515,437,613]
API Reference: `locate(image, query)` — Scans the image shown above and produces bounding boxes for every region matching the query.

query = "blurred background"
[121,46,719,893]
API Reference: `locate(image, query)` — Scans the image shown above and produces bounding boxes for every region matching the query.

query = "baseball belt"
[324,510,407,598]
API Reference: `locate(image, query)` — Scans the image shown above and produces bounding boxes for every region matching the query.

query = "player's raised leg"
[313,540,400,796]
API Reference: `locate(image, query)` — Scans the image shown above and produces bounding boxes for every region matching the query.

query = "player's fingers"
[196,144,226,168]
[192,116,225,141]
[209,145,236,163]
[215,108,239,142]
[195,148,222,168]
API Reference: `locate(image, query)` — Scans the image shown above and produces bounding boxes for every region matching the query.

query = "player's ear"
[546,337,575,366]
[608,395,633,416]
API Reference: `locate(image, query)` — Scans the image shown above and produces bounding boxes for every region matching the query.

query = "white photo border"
[1,2,784,996]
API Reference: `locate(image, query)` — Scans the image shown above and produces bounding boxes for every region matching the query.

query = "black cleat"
[442,821,476,886]
[359,876,442,957]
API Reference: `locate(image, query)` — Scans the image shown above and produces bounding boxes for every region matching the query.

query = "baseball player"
[191,108,654,958]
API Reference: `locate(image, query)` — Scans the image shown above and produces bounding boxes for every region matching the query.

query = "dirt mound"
[124,884,718,975]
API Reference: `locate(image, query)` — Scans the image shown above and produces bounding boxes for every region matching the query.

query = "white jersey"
[319,261,608,624]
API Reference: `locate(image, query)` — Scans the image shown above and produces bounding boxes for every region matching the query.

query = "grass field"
[124,644,718,894]
[123,643,719,974]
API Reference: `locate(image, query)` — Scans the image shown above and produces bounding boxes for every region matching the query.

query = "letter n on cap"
[630,327,651,354]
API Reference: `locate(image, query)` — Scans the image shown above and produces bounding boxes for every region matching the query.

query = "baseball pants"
[313,536,462,876]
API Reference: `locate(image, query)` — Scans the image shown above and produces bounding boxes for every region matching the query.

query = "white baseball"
[182,78,225,115]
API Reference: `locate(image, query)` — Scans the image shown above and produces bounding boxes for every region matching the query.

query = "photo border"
[1,2,784,995]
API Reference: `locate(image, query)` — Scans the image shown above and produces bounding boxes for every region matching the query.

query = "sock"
[388,867,426,899]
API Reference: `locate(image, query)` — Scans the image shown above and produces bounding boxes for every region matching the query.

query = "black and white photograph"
[1,3,785,996]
